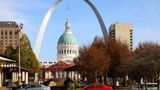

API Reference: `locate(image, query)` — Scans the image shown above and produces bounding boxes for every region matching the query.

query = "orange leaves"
[74,36,131,79]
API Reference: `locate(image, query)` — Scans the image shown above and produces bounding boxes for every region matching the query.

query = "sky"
[0,0,160,62]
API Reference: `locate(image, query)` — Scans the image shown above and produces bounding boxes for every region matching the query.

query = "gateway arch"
[34,0,108,58]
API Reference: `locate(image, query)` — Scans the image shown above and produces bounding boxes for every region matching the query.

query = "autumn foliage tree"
[74,37,110,83]
[74,36,131,84]
[105,38,131,86]
[129,42,160,89]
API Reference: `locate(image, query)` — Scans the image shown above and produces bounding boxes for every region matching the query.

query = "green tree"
[20,34,40,73]
[3,34,40,75]
[4,46,18,61]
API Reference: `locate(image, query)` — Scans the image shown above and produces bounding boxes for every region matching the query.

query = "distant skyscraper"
[109,22,133,50]
[0,21,20,54]
[57,18,78,62]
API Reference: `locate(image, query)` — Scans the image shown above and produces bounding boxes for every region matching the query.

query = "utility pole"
[18,23,23,85]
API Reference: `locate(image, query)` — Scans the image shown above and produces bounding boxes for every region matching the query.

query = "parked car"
[16,83,50,90]
[12,84,28,90]
[141,83,158,90]
[80,82,112,90]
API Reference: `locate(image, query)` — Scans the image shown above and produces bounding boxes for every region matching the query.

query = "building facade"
[0,56,28,87]
[109,22,133,50]
[39,19,80,82]
[0,21,20,54]
[57,18,78,62]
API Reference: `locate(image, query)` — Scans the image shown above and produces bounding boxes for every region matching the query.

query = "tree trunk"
[99,76,102,83]
[138,82,140,90]
[104,75,107,84]
[95,72,97,82]
[112,78,115,87]
[158,74,160,90]
[144,82,147,90]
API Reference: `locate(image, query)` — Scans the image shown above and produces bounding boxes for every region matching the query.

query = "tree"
[129,42,160,90]
[19,34,40,74]
[106,38,131,86]
[74,36,110,83]
[74,36,131,85]
[4,46,18,61]
[3,34,40,75]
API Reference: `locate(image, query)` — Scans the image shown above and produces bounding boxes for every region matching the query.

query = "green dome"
[58,18,77,45]
[58,32,77,45]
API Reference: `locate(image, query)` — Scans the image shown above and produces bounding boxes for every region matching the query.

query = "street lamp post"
[18,23,23,85]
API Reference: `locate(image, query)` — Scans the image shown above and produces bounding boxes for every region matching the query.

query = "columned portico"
[0,64,28,87]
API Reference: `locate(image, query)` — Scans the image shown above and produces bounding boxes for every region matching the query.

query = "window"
[5,31,7,35]
[9,31,12,36]
[49,62,52,64]
[1,31,3,35]
[25,85,35,89]
[64,50,66,54]
[96,84,103,88]
[62,50,63,54]
[87,85,94,89]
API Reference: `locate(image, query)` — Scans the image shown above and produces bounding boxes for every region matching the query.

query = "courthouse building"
[39,18,80,82]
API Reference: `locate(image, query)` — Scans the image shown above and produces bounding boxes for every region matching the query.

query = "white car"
[16,83,50,90]
[141,83,158,90]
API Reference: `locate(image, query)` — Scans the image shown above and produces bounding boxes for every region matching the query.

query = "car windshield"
[96,84,103,88]
[25,84,42,89]
[141,83,158,88]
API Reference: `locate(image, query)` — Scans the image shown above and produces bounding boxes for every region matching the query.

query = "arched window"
[67,50,69,54]
[62,50,63,54]
[64,50,66,54]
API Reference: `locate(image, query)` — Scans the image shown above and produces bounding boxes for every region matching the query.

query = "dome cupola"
[57,18,78,62]
[57,18,77,45]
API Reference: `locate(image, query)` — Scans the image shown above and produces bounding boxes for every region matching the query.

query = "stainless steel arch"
[34,0,62,58]
[84,0,108,38]
[34,0,108,58]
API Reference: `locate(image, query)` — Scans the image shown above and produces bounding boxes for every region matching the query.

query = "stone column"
[16,72,19,81]
[0,72,2,87]
[45,72,48,79]
[60,72,62,78]
[22,71,25,82]
[25,72,28,84]
[55,71,57,78]
[48,71,51,78]
[12,72,15,82]
[64,72,66,78]
[34,72,38,83]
